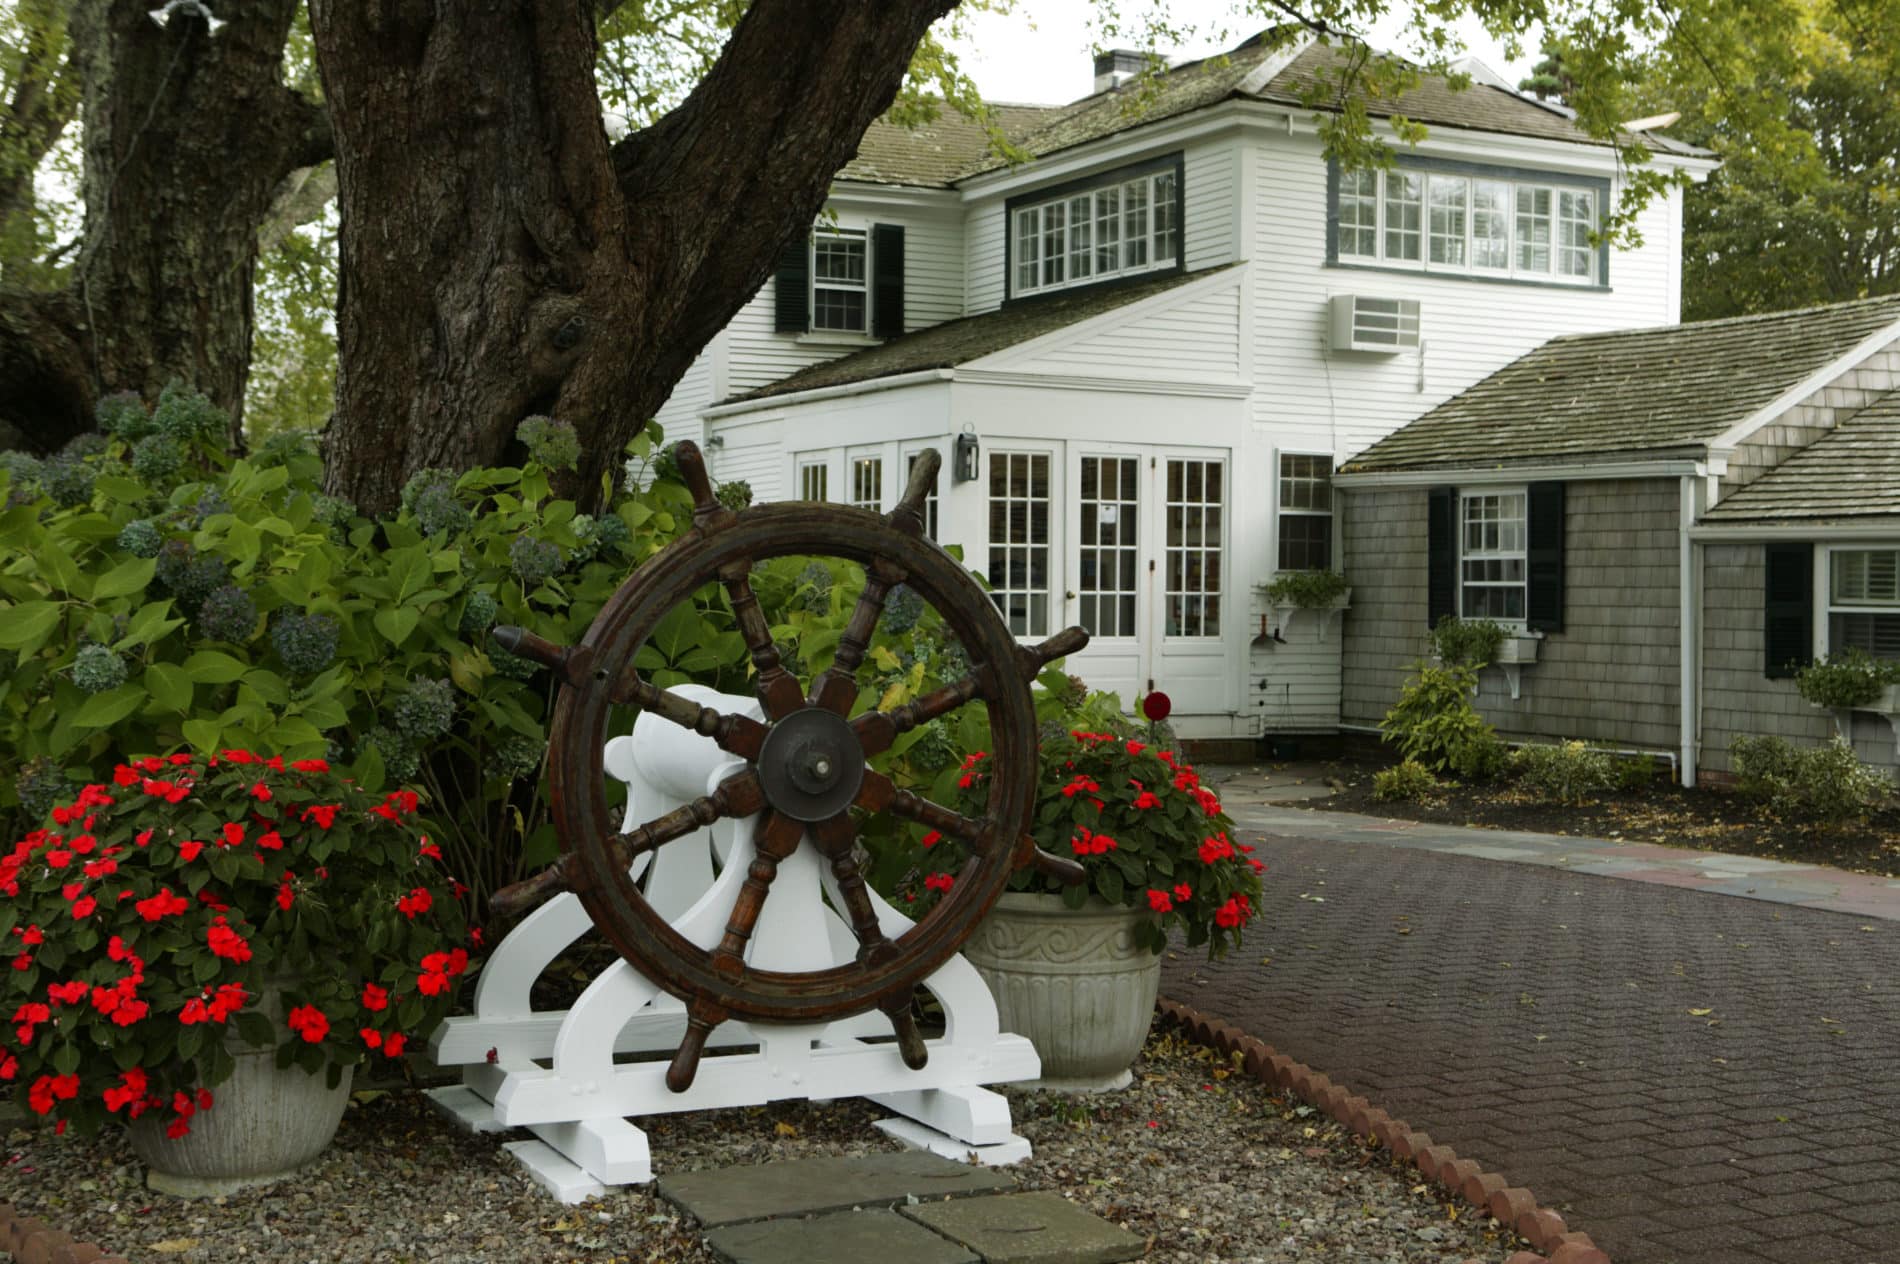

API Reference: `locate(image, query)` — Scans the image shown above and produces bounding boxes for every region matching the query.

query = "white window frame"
[1274,450,1336,573]
[796,455,832,503]
[811,227,869,334]
[1011,165,1180,299]
[1337,165,1601,285]
[1160,454,1225,641]
[848,450,885,511]
[1458,488,1529,626]
[1821,543,1900,661]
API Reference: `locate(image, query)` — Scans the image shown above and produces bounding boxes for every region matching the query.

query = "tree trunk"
[0,0,325,454]
[313,0,956,515]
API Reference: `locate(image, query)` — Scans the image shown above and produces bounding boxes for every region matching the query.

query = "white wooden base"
[874,1117,1031,1167]
[424,1083,513,1135]
[433,688,1039,1196]
[503,1138,610,1204]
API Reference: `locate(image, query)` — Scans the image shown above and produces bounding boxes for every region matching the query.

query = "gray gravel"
[4,1031,1524,1262]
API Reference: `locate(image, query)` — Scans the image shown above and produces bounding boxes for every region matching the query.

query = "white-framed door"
[1151,449,1230,716]
[1065,446,1147,703]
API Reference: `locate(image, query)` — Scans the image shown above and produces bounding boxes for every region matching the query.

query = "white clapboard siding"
[1246,131,1682,464]
[964,194,1008,316]
[1181,140,1236,271]
[652,340,716,437]
[706,415,786,504]
[1004,287,1243,379]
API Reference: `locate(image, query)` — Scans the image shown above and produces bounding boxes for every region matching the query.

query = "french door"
[1036,445,1230,713]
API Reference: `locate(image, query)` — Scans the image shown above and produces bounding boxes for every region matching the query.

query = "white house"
[653,32,1716,741]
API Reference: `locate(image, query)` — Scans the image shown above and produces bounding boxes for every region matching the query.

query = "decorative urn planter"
[961,892,1161,1092]
[128,1033,353,1197]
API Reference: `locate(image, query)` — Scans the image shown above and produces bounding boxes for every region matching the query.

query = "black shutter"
[773,235,809,334]
[1525,481,1566,633]
[1427,486,1457,629]
[1763,543,1814,679]
[871,223,905,339]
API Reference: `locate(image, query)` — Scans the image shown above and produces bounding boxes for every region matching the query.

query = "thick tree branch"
[0,17,80,248]
[610,0,957,358]
[0,285,92,452]
[276,86,334,176]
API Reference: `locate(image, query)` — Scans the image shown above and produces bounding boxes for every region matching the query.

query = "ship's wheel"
[488,443,1087,1091]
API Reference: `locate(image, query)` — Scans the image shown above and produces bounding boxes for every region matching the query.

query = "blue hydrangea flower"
[509,535,562,587]
[271,610,340,675]
[393,676,456,742]
[117,518,164,559]
[195,584,258,643]
[71,644,127,693]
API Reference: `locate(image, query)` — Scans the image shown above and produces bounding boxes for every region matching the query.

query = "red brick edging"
[0,1201,127,1264]
[1156,997,1612,1264]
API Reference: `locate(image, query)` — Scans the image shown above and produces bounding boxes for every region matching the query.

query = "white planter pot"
[961,892,1161,1092]
[128,1046,352,1197]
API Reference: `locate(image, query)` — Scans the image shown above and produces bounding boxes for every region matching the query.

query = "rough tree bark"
[0,0,327,453]
[311,0,957,514]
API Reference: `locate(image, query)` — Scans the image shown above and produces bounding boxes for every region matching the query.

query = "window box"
[1261,580,1352,641]
[1431,629,1540,699]
[1810,683,1900,759]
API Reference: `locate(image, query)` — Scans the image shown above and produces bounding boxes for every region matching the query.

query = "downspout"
[1678,474,1704,786]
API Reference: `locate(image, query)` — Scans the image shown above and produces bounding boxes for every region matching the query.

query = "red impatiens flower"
[69,895,97,919]
[44,849,72,869]
[1214,894,1252,929]
[920,830,942,849]
[0,1052,16,1081]
[275,881,294,910]
[1069,827,1117,857]
[417,838,443,862]
[221,749,254,764]
[304,804,339,830]
[47,980,89,1005]
[1130,785,1162,811]
[206,922,253,963]
[82,857,118,879]
[923,872,954,894]
[1173,882,1193,902]
[255,829,284,851]
[219,821,246,847]
[360,1026,382,1050]
[103,1067,148,1115]
[110,998,149,1026]
[383,1032,406,1057]
[416,970,450,997]
[1146,889,1174,913]
[361,982,388,1011]
[1060,774,1101,800]
[180,996,211,1025]
[1197,834,1236,866]
[1125,741,1147,755]
[287,1004,329,1044]
[26,1072,80,1115]
[178,839,205,861]
[10,1001,49,1043]
[17,925,43,946]
[396,887,432,919]
[293,758,330,773]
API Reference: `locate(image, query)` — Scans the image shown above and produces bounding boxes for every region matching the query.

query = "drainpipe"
[1678,473,1704,787]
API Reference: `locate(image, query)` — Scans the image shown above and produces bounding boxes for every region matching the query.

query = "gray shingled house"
[1332,294,1900,785]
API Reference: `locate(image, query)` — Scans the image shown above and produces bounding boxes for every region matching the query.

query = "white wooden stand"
[427,686,1038,1200]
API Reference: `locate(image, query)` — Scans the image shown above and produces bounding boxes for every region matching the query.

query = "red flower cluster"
[923,872,954,894]
[286,1004,329,1044]
[1070,827,1117,856]
[179,982,247,1026]
[1214,894,1252,929]
[396,887,432,919]
[956,751,989,790]
[417,947,469,997]
[1197,833,1236,865]
[206,920,253,963]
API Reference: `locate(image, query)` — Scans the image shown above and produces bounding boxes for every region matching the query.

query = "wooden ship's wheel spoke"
[495,440,1090,1092]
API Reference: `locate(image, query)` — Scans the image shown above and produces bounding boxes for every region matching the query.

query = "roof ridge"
[1543,293,1900,344]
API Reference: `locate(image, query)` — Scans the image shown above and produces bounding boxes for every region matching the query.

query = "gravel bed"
[4,1030,1523,1262]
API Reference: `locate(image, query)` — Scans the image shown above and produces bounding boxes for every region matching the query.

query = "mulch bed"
[1304,757,1900,877]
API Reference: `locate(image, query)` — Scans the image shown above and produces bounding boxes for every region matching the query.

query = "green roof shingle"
[730,266,1232,403]
[1342,295,1900,473]
[838,104,1071,188]
[1702,389,1900,525]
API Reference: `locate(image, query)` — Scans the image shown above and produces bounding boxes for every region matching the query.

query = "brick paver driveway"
[1160,829,1900,1264]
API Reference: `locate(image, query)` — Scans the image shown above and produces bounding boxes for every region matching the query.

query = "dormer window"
[1334,162,1606,286]
[1008,156,1182,299]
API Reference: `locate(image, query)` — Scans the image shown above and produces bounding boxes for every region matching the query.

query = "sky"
[947,1,1541,105]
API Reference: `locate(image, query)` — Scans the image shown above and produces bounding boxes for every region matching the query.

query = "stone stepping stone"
[658,1152,1016,1227]
[705,1208,979,1264]
[902,1191,1144,1264]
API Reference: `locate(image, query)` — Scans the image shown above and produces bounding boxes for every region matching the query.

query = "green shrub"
[1373,758,1439,801]
[1380,660,1503,777]
[1795,649,1900,710]
[1731,734,1891,824]
[1512,740,1615,804]
[1429,615,1507,668]
[1263,569,1348,608]
[1611,755,1661,792]
[0,407,696,909]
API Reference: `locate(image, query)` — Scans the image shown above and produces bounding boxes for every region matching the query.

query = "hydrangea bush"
[0,752,471,1139]
[0,387,695,906]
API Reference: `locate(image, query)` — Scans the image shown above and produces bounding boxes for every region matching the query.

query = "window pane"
[1515,186,1552,273]
[1558,189,1595,279]
[1165,458,1223,637]
[1831,612,1900,660]
[1041,201,1066,286]
[1068,195,1093,279]
[811,288,865,332]
[1153,171,1179,262]
[1077,455,1140,637]
[1338,168,1378,259]
[1428,176,1468,266]
[1471,180,1511,269]
[1094,188,1121,273]
[1122,180,1149,267]
[988,453,1051,636]
[1384,171,1423,261]
[799,463,828,502]
[1015,208,1040,293]
[851,457,882,510]
[1460,491,1527,622]
[1832,549,1900,604]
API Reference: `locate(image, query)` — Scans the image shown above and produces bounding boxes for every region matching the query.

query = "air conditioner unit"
[1329,294,1421,353]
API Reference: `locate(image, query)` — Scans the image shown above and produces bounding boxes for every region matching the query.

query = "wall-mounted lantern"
[953,428,980,484]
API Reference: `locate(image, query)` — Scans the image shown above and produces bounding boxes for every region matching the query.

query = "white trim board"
[1334,458,1714,488]
[1706,318,1900,453]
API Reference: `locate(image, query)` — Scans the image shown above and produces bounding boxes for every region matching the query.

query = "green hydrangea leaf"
[92,556,158,602]
[143,662,194,714]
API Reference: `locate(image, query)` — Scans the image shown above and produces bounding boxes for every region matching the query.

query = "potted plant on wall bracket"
[1260,570,1352,640]
[1430,616,1541,700]
[0,752,475,1196]
[1795,650,1900,758]
[909,687,1265,1092]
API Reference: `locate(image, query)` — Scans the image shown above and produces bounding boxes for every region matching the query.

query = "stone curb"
[0,1201,128,1264]
[1155,997,1610,1264]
